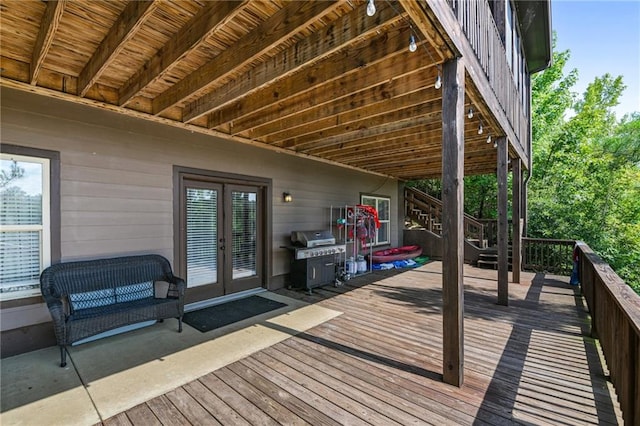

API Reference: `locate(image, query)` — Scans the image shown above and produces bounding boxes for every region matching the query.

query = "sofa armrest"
[161,275,185,300]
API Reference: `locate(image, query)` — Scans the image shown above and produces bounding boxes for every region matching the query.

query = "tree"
[528,43,639,293]
[0,160,25,188]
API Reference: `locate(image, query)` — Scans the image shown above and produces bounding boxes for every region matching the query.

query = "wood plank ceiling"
[0,0,500,180]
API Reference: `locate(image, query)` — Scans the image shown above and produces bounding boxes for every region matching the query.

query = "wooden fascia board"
[405,0,528,165]
[77,0,157,97]
[184,1,404,124]
[118,0,247,106]
[152,1,341,116]
[30,0,66,85]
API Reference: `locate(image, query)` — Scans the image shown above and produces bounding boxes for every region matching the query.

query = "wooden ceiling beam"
[333,130,495,163]
[293,113,439,153]
[118,1,247,106]
[209,28,420,132]
[259,86,439,144]
[77,0,157,97]
[400,1,455,61]
[344,143,494,168]
[240,64,437,139]
[30,0,66,85]
[186,1,405,124]
[371,148,497,175]
[152,1,341,116]
[308,124,436,157]
[279,102,441,150]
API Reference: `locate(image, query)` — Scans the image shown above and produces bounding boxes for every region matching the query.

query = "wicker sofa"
[40,254,185,367]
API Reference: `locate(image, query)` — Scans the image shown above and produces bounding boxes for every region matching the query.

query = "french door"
[178,176,264,303]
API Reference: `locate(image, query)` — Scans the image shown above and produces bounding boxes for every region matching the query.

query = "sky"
[551,0,640,119]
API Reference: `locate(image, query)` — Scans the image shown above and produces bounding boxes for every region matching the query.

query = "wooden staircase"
[476,247,512,270]
[405,187,487,249]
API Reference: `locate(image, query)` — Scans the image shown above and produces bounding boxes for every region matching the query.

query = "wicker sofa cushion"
[115,281,154,302]
[68,289,115,311]
[68,281,154,312]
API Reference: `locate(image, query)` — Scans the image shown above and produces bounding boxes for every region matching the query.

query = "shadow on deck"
[0,262,624,425]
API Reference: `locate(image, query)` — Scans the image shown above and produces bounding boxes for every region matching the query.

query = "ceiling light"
[366,0,376,16]
[409,34,417,52]
[434,73,441,89]
[467,108,473,119]
[486,135,492,144]
[478,123,483,135]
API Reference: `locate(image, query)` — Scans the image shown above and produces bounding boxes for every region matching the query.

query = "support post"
[441,58,465,387]
[497,137,509,305]
[512,158,522,283]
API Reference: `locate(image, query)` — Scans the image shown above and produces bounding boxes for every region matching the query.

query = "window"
[360,194,390,246]
[1,147,59,300]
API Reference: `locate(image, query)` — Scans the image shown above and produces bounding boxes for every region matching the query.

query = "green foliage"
[407,175,498,219]
[463,175,498,219]
[528,42,639,293]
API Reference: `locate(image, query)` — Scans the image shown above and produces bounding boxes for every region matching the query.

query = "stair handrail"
[404,187,485,244]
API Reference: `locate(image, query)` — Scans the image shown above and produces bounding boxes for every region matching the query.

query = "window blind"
[186,188,218,287]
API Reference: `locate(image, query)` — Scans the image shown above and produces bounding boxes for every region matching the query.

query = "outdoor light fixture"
[366,0,376,16]
[486,135,492,144]
[434,73,441,89]
[283,192,293,203]
[467,108,474,119]
[409,34,417,52]
[477,123,483,135]
[493,140,498,148]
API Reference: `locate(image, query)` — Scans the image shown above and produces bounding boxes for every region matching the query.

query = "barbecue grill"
[287,230,346,293]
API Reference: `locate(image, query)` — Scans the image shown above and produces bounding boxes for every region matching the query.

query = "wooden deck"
[102,262,624,425]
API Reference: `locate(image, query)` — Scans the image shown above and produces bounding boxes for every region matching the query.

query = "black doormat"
[183,295,287,333]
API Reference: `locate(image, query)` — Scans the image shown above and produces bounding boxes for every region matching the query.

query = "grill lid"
[291,230,336,247]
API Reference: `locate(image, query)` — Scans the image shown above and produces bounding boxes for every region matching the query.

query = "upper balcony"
[0,0,550,180]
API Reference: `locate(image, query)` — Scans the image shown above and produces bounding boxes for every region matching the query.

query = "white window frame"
[360,194,390,247]
[0,153,51,300]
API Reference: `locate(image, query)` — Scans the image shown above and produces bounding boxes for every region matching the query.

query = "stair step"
[479,253,497,261]
[477,260,498,270]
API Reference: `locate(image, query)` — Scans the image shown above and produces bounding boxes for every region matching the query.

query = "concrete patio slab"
[0,347,100,426]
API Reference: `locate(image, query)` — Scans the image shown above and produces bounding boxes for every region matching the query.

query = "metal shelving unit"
[331,205,376,282]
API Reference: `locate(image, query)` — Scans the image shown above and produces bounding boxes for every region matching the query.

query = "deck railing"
[576,241,640,426]
[522,237,575,275]
[447,0,529,158]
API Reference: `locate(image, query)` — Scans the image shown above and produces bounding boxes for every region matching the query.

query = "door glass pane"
[186,188,217,287]
[232,191,257,279]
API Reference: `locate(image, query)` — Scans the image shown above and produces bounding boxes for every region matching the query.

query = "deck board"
[102,262,624,425]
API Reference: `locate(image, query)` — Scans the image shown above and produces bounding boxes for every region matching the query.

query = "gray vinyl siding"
[0,87,399,334]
